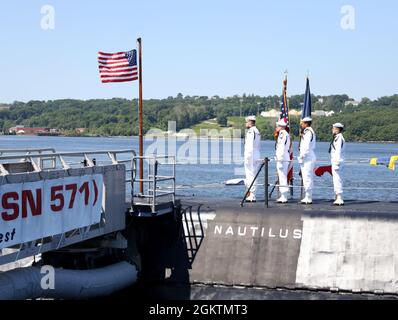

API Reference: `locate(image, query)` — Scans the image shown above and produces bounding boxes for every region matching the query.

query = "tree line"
[0,94,397,142]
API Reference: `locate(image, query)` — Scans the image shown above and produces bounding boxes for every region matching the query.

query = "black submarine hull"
[124,198,398,299]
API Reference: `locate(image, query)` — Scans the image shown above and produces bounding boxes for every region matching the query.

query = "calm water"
[0,135,397,202]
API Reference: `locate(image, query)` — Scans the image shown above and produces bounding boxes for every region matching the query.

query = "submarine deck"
[178,197,398,216]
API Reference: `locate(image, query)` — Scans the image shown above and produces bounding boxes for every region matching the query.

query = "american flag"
[280,78,289,129]
[280,77,294,182]
[98,50,138,83]
[280,101,288,126]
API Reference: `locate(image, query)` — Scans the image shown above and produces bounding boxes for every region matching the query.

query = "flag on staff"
[97,39,144,194]
[280,78,289,127]
[97,50,138,83]
[301,77,312,119]
[279,76,294,183]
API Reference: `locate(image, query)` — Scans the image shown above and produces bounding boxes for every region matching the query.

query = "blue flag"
[301,77,311,119]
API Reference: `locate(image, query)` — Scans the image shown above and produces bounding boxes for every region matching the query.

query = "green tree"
[217,112,228,127]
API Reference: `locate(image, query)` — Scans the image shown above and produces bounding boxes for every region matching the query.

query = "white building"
[260,109,279,118]
[311,110,335,117]
[8,125,24,134]
[312,110,327,117]
[289,110,301,117]
[260,108,334,118]
[344,100,360,107]
[325,110,335,117]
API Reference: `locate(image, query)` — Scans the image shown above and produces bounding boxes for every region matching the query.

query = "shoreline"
[1,134,398,144]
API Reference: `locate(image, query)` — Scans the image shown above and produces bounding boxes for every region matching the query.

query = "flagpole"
[299,75,310,199]
[281,75,288,199]
[284,72,294,198]
[278,73,288,199]
[137,37,144,194]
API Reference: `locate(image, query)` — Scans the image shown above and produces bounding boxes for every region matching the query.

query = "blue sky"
[0,0,397,103]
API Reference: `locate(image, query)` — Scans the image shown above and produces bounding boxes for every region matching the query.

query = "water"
[1,135,397,202]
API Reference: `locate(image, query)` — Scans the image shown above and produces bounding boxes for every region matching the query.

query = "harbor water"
[0,135,397,202]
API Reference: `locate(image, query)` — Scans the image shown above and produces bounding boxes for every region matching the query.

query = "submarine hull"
[126,198,398,299]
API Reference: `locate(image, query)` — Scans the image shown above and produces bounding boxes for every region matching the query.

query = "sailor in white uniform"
[275,119,291,203]
[244,115,261,202]
[298,117,316,204]
[329,122,346,205]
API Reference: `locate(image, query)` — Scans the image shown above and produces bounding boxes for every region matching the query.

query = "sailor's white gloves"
[273,156,316,164]
[332,162,341,169]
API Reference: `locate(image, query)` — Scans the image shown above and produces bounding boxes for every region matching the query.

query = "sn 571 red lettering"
[1,180,98,222]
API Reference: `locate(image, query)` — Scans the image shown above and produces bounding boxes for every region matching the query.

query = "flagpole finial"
[283,70,288,85]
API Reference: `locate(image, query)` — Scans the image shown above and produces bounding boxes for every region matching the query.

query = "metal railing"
[181,205,204,267]
[132,155,176,213]
[0,149,136,175]
[0,148,178,213]
[0,148,136,266]
[240,157,269,207]
[240,156,398,207]
[0,148,56,173]
[0,148,56,156]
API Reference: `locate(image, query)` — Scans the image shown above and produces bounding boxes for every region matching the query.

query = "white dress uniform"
[275,127,291,202]
[330,127,346,205]
[299,124,316,203]
[244,124,261,201]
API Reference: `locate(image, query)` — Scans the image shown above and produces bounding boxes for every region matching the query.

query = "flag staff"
[283,72,294,197]
[137,37,144,194]
[299,75,311,198]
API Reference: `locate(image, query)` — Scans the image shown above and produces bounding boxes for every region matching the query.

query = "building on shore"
[260,108,333,118]
[344,100,360,107]
[8,126,60,136]
[260,109,280,118]
[75,128,87,134]
[312,110,335,117]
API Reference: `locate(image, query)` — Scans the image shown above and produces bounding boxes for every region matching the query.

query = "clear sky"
[0,0,397,103]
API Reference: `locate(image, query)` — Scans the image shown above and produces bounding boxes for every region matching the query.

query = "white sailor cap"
[276,119,287,127]
[332,122,344,128]
[245,115,256,122]
[301,117,312,122]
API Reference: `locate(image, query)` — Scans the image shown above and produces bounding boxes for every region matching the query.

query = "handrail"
[181,204,204,267]
[131,154,176,214]
[0,148,138,266]
[0,148,56,155]
[0,149,136,161]
[0,150,138,184]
